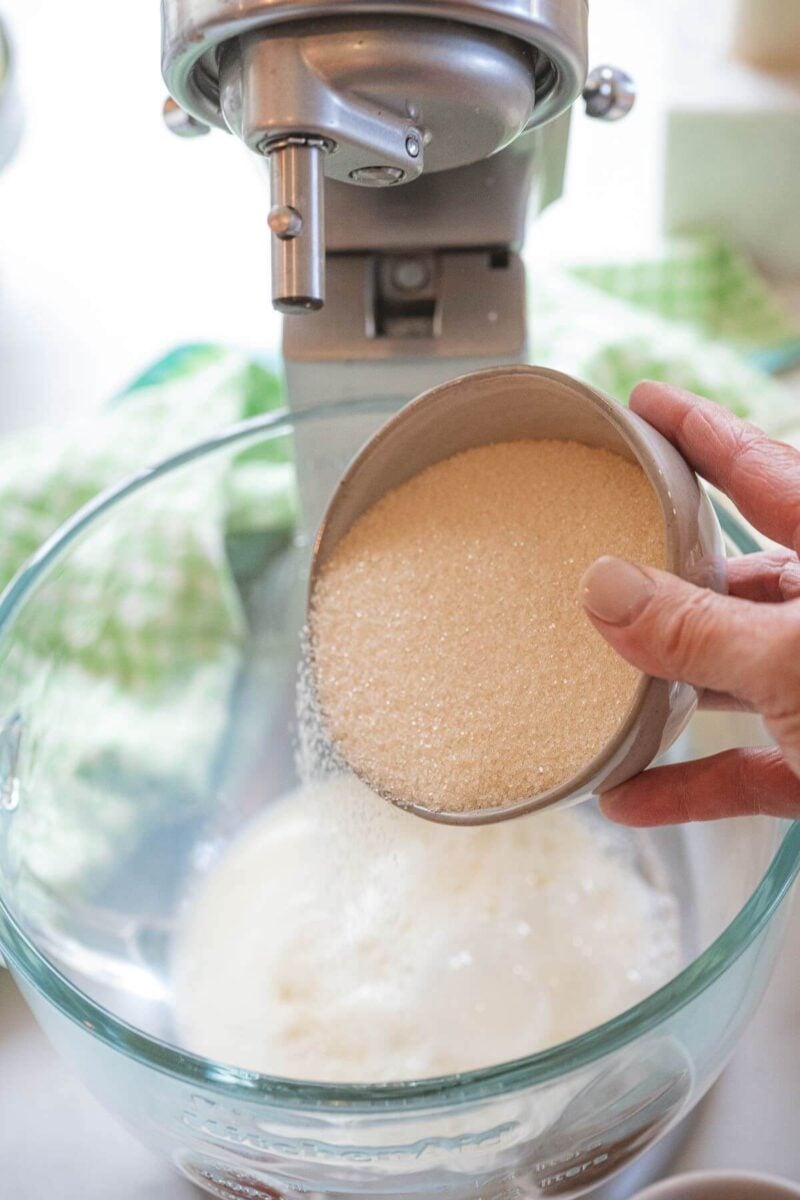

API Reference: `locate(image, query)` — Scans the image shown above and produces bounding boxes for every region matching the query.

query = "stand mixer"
[161,0,634,518]
[0,7,798,1200]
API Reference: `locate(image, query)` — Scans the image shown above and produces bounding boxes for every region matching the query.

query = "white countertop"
[0,0,799,1194]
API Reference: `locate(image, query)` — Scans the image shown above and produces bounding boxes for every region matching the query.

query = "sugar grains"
[309,440,664,813]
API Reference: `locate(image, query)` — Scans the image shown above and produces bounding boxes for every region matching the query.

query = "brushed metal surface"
[162,0,588,133]
[283,250,526,362]
[318,122,569,254]
[218,18,537,178]
[268,139,326,312]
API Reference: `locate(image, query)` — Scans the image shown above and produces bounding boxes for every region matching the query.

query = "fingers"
[726,550,800,602]
[630,382,800,554]
[599,747,800,825]
[580,556,796,710]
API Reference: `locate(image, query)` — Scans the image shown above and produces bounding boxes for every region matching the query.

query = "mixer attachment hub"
[267,137,327,313]
[212,14,554,314]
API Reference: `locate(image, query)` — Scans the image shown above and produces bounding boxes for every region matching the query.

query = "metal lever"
[267,137,328,314]
[583,65,636,121]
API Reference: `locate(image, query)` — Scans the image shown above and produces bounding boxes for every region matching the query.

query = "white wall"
[0,0,280,433]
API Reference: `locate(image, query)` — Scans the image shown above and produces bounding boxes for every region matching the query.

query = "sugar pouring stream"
[307,365,728,824]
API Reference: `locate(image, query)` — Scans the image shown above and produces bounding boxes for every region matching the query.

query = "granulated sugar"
[310,440,664,814]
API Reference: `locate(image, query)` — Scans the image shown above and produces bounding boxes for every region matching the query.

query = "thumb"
[579,556,789,710]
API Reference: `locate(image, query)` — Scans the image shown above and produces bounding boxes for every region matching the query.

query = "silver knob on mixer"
[266,136,328,314]
[582,65,636,121]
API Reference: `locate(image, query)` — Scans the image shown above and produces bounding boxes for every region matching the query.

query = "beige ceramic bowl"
[633,1172,800,1200]
[311,364,727,823]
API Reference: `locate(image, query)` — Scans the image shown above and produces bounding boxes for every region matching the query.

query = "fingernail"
[580,556,655,626]
[598,789,645,827]
[598,791,624,817]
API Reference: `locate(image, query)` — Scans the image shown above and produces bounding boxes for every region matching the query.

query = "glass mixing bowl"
[0,399,797,1200]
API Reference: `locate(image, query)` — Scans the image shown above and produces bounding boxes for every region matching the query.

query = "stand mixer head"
[162,1,581,314]
[161,0,632,315]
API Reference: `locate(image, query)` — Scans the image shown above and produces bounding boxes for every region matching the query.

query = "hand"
[580,381,800,825]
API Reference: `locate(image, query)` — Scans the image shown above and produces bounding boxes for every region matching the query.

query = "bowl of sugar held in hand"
[307,365,726,824]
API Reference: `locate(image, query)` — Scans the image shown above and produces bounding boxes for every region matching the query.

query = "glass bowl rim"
[0,398,798,1112]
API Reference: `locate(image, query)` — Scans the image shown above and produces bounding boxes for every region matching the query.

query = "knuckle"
[724,423,790,484]
[725,425,763,474]
[760,610,800,712]
[725,426,784,495]
[658,588,719,675]
[725,427,800,552]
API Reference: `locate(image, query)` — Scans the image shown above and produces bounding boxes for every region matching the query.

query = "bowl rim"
[0,397,798,1112]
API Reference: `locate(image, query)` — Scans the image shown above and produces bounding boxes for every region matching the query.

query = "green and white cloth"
[0,351,294,891]
[533,237,800,432]
[1,238,797,894]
